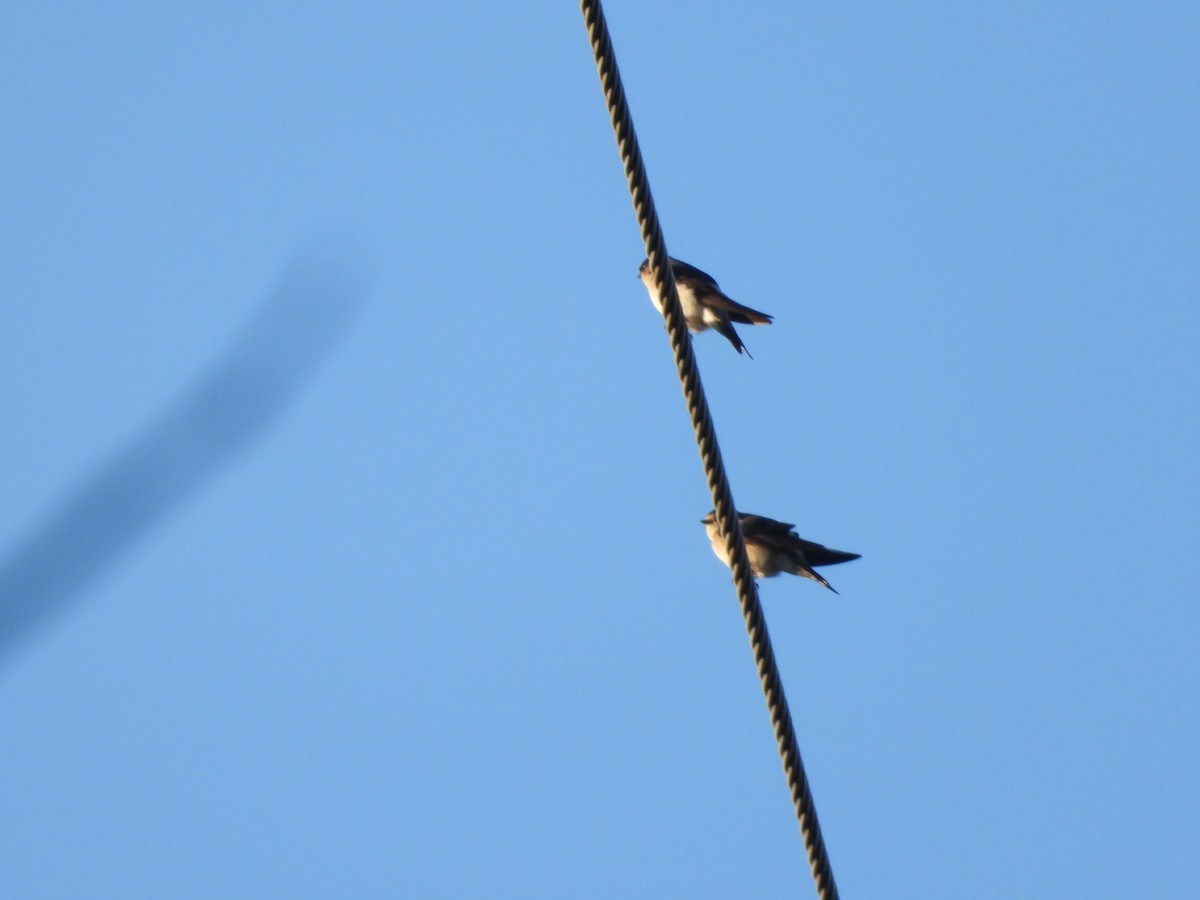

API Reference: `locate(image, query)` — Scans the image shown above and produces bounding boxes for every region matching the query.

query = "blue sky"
[2,2,1197,897]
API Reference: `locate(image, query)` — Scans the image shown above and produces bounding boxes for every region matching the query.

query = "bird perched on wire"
[702,510,860,593]
[639,257,773,356]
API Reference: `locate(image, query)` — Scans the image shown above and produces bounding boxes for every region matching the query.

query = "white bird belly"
[643,277,707,333]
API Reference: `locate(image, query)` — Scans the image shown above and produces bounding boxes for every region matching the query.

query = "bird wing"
[739,514,797,539]
[789,537,861,568]
[742,515,861,568]
[702,292,774,325]
[669,259,772,324]
[669,257,722,291]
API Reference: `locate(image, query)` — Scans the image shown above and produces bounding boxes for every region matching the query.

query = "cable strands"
[578,2,839,898]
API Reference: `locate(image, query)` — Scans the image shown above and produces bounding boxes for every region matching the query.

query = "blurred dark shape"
[0,247,371,668]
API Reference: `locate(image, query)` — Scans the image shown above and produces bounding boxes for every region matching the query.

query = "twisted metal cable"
[579,2,838,897]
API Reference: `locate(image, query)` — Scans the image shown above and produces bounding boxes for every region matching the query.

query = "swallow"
[639,257,773,355]
[702,510,860,593]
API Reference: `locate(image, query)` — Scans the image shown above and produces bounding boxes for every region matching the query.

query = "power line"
[578,2,839,897]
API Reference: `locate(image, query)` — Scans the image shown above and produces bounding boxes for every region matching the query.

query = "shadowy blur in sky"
[0,251,368,664]
[2,3,1197,898]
